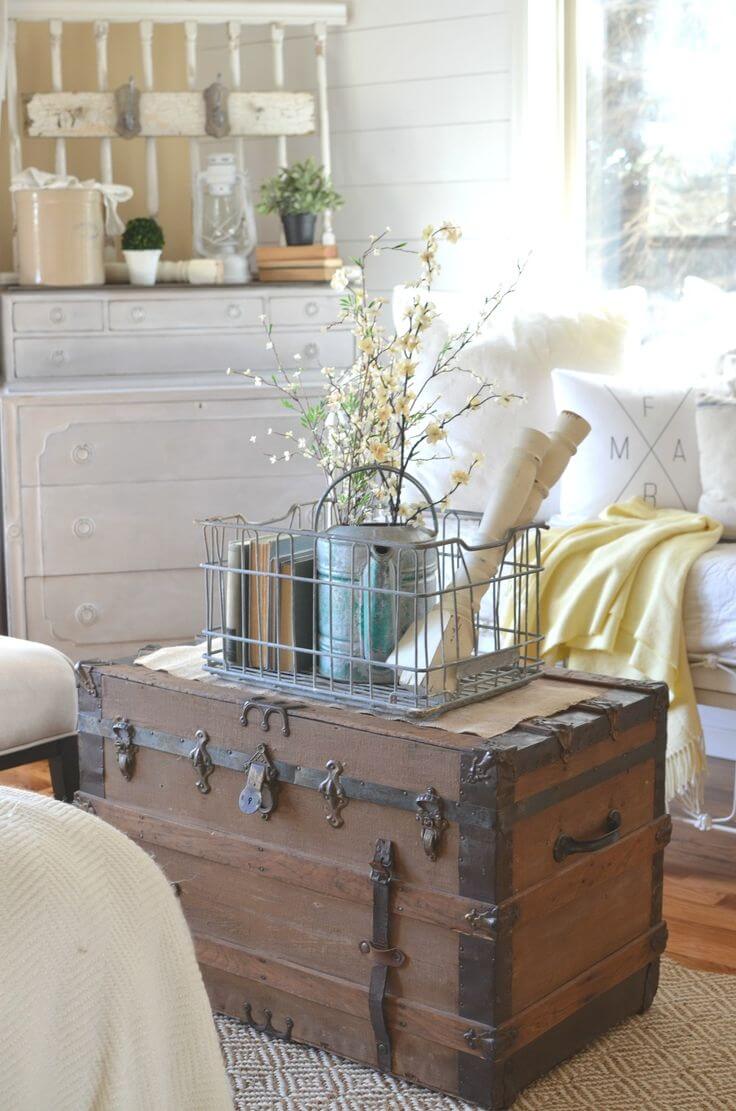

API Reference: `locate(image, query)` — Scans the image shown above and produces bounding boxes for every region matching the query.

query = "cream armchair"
[0,636,78,800]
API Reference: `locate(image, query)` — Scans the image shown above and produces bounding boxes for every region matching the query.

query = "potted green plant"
[257,158,344,246]
[122,216,165,286]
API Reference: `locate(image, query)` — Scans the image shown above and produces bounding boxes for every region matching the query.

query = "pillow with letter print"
[551,368,701,521]
[391,285,646,518]
[696,392,736,539]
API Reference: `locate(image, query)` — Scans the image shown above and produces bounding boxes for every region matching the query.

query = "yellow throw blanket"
[537,499,722,803]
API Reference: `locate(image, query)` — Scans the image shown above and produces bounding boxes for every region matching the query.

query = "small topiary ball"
[122,216,165,251]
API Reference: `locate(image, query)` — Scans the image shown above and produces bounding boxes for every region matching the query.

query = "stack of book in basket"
[225,536,314,671]
[255,244,343,283]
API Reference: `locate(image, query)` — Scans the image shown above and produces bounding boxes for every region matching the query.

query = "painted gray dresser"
[0,285,347,659]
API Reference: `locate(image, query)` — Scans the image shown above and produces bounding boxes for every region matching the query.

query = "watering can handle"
[313,466,440,535]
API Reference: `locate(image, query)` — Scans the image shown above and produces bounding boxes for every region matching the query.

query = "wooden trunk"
[75,663,670,1109]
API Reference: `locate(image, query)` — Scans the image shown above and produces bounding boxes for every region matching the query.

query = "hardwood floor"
[666,756,736,973]
[2,756,735,974]
[0,760,53,796]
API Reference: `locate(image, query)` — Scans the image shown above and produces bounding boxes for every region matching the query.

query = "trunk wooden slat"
[75,663,670,1109]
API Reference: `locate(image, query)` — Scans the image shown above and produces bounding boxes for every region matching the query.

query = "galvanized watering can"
[314,468,439,684]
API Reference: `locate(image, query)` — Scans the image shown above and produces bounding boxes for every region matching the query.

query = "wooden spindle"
[94,20,115,259]
[314,22,335,245]
[227,20,246,177]
[270,23,287,170]
[49,19,67,176]
[140,19,159,217]
[7,18,21,271]
[184,21,200,188]
[94,21,113,185]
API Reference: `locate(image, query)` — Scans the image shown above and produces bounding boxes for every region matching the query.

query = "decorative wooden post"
[227,19,246,178]
[314,21,335,246]
[271,22,288,244]
[270,23,288,170]
[94,21,113,186]
[49,19,67,176]
[139,19,159,217]
[6,17,21,271]
[184,20,200,189]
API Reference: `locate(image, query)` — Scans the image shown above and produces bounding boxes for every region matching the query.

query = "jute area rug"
[215,958,736,1110]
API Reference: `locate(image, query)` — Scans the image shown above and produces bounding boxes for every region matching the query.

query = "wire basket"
[199,492,544,720]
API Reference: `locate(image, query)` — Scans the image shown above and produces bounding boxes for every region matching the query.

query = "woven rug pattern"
[215,958,736,1110]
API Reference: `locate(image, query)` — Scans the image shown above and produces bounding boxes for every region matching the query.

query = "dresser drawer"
[12,330,353,379]
[22,471,321,576]
[25,569,203,649]
[12,299,104,333]
[109,297,265,331]
[268,296,340,327]
[18,397,323,488]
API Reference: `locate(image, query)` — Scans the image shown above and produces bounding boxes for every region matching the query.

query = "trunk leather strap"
[366,838,399,1071]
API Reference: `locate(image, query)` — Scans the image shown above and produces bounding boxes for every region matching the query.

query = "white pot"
[123,249,161,286]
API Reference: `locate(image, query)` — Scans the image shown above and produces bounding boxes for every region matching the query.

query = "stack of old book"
[255,244,343,283]
[225,536,315,673]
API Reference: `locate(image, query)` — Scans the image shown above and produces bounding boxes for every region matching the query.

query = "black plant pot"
[281,212,317,246]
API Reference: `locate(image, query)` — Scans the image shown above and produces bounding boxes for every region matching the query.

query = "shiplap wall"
[199,0,519,295]
[0,4,521,286]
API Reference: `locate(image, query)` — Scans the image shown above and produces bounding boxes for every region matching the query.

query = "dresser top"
[1,283,342,301]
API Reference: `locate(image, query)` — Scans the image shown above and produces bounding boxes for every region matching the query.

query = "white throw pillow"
[696,394,736,539]
[552,368,701,521]
[638,276,736,389]
[392,286,645,516]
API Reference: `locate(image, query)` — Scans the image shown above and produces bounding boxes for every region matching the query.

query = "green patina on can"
[316,523,438,684]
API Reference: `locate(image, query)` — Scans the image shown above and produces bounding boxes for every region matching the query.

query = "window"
[583,0,736,294]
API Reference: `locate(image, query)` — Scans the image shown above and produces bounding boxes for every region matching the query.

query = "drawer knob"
[305,300,320,318]
[75,603,99,627]
[226,303,242,320]
[303,342,319,360]
[49,307,65,325]
[50,348,68,366]
[72,516,95,540]
[131,306,146,323]
[71,442,93,465]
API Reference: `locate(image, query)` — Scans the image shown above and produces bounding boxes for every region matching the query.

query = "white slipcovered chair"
[0,636,78,800]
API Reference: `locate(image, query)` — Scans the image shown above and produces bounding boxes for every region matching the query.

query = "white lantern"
[193,153,257,283]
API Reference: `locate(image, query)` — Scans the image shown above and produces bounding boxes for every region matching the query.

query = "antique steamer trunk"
[75,663,670,1109]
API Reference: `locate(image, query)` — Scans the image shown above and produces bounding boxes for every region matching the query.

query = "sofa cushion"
[684,543,736,658]
[0,636,77,754]
[696,393,736,540]
[551,368,701,521]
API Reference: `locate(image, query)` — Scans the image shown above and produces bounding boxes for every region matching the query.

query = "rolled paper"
[391,426,549,690]
[516,410,591,526]
[452,426,551,620]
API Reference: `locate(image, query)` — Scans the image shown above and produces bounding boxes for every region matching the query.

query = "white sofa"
[392,284,736,832]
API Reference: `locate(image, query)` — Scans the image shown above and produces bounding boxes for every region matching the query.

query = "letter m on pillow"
[611,435,629,460]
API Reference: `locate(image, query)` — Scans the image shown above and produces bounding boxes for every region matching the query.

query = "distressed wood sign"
[24,90,315,139]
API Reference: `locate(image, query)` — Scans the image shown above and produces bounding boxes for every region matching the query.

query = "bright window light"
[585,0,736,294]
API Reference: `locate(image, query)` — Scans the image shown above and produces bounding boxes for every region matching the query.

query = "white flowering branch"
[228,222,522,525]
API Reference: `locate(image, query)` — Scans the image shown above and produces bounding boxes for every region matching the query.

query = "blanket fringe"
[666,735,707,811]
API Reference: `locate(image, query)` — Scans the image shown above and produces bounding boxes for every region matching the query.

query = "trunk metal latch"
[239,742,278,819]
